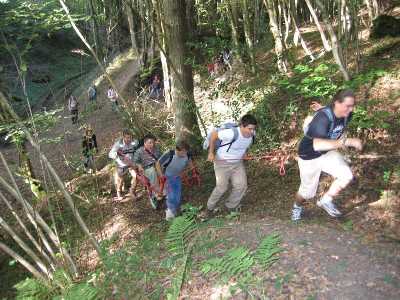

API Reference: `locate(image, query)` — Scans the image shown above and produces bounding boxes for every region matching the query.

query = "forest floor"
[1,30,400,300]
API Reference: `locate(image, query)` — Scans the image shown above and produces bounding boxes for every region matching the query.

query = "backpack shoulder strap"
[225,126,239,152]
[321,107,335,136]
[163,150,175,171]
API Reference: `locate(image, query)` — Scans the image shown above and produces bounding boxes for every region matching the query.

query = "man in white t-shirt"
[204,114,257,216]
[107,86,118,111]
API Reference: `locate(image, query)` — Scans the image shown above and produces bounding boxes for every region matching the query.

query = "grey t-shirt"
[158,150,190,177]
[133,146,161,168]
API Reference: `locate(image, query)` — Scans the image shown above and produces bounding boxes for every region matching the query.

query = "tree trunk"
[227,0,242,61]
[0,191,57,271]
[287,0,315,61]
[125,1,139,55]
[304,0,331,51]
[88,0,103,59]
[162,0,201,148]
[263,0,290,74]
[0,216,52,279]
[153,0,173,108]
[314,0,350,81]
[185,0,197,41]
[0,242,49,284]
[242,0,256,73]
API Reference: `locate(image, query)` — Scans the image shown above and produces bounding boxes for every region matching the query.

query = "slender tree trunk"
[0,191,57,270]
[314,0,350,81]
[304,0,331,51]
[364,0,374,26]
[153,0,173,108]
[0,216,52,278]
[282,1,291,48]
[0,154,78,277]
[88,0,103,59]
[227,0,242,61]
[0,242,49,284]
[242,0,256,73]
[264,0,290,74]
[162,0,201,147]
[125,1,139,55]
[287,0,315,61]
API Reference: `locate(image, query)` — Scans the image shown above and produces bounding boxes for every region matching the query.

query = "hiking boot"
[291,204,303,221]
[165,208,175,221]
[317,199,342,217]
[199,207,220,221]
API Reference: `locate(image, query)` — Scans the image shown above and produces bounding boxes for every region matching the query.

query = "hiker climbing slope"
[109,129,139,200]
[133,134,162,209]
[203,114,257,218]
[88,85,97,102]
[292,89,363,221]
[107,86,118,111]
[68,94,79,124]
[156,140,194,220]
[82,126,98,174]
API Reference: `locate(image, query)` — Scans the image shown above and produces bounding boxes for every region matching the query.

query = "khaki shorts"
[297,150,353,199]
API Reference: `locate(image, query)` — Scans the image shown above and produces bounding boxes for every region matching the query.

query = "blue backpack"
[303,106,349,140]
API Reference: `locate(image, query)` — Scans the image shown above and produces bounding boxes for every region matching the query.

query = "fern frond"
[254,233,282,268]
[165,215,198,257]
[61,283,99,300]
[200,247,254,281]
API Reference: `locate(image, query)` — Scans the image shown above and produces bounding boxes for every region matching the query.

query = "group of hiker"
[77,85,362,221]
[207,48,232,77]
[108,130,193,220]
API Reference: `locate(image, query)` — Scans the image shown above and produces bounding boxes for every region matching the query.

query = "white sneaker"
[291,204,303,221]
[317,199,342,217]
[165,209,175,221]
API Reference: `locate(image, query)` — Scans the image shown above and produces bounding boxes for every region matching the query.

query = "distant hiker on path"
[133,134,162,209]
[107,86,118,111]
[202,114,257,219]
[292,89,363,221]
[156,140,194,220]
[88,85,97,102]
[109,129,139,200]
[68,94,79,124]
[82,125,98,174]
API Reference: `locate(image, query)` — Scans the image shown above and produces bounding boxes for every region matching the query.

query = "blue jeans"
[166,175,182,215]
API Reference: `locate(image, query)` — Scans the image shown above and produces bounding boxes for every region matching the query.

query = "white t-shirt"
[216,128,252,161]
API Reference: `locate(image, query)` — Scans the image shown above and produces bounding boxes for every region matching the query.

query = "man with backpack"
[203,114,257,217]
[292,89,363,221]
[133,134,162,209]
[156,140,194,220]
[88,85,97,102]
[68,94,79,124]
[109,129,139,200]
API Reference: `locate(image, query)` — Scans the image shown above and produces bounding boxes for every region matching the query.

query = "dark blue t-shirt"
[298,107,351,160]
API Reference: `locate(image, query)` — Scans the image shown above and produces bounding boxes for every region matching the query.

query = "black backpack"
[161,150,192,173]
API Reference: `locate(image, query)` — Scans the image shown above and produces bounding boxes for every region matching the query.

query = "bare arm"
[207,131,219,162]
[155,161,163,177]
[313,136,363,152]
[313,138,344,152]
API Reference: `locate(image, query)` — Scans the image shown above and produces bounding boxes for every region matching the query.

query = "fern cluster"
[254,233,282,268]
[165,215,198,257]
[201,246,255,281]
